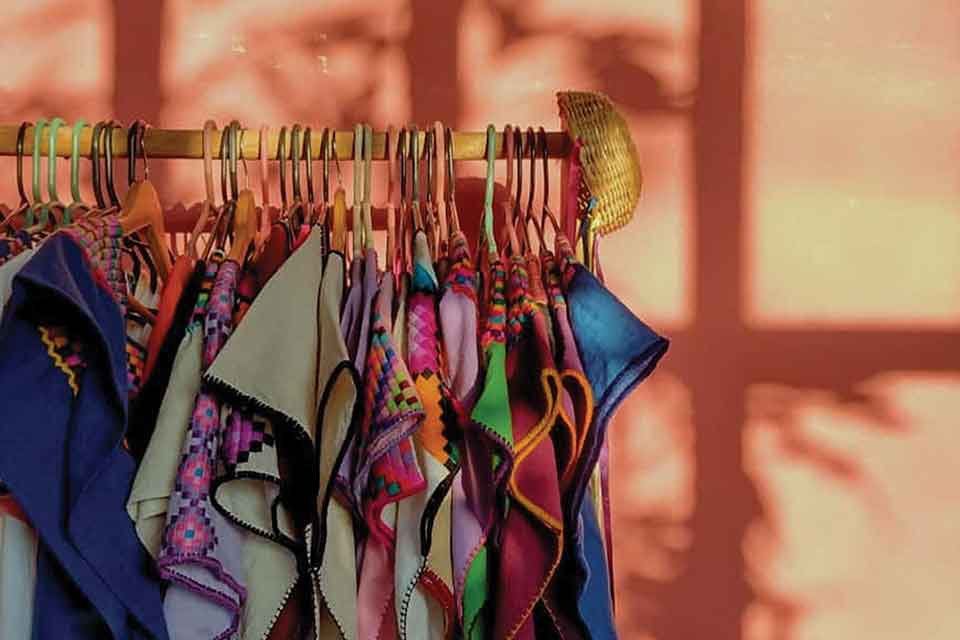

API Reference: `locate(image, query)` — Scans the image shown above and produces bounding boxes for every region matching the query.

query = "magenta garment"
[157,259,249,640]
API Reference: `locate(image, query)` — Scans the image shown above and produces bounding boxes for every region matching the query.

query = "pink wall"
[1,1,957,638]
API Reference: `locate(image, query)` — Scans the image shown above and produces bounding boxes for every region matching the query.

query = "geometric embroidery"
[37,324,87,397]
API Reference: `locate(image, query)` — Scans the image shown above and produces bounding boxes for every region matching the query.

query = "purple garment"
[335,249,380,512]
[439,232,485,611]
[157,260,249,640]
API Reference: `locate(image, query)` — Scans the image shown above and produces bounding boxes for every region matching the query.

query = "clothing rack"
[0,125,572,161]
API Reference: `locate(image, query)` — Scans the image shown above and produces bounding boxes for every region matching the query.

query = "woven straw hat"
[557,91,642,236]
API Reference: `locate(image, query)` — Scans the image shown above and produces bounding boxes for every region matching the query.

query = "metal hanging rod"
[0,125,572,160]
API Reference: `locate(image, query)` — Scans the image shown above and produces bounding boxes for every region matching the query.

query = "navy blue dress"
[0,219,168,640]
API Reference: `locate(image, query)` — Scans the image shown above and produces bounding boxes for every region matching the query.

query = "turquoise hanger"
[64,119,88,225]
[26,119,48,227]
[43,117,65,228]
[482,124,499,257]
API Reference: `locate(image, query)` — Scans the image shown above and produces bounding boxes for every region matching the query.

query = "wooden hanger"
[118,122,172,282]
[385,125,397,273]
[331,130,349,253]
[187,120,218,259]
[255,124,272,254]
[432,121,448,247]
[362,123,374,251]
[351,123,363,259]
[444,126,461,237]
[227,122,257,264]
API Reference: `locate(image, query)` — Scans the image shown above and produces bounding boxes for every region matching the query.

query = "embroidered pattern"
[443,232,477,302]
[126,338,147,393]
[37,324,87,396]
[355,294,425,542]
[158,259,245,636]
[480,260,507,351]
[507,256,532,341]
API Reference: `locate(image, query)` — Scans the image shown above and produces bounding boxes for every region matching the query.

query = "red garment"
[141,254,193,384]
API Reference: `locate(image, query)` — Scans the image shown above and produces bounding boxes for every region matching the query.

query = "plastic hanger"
[89,121,107,212]
[25,119,48,228]
[385,125,398,273]
[118,120,172,282]
[444,127,461,236]
[276,125,290,239]
[362,124,374,251]
[187,120,218,259]
[500,125,521,257]
[303,126,318,226]
[521,127,540,253]
[288,123,307,231]
[481,124,499,259]
[319,127,331,228]
[45,117,66,228]
[536,127,562,250]
[227,121,257,265]
[351,123,363,259]
[63,119,89,225]
[0,122,33,232]
[103,121,122,210]
[202,121,235,259]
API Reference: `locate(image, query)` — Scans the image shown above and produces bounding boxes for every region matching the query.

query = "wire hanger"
[118,120,172,282]
[187,120,218,259]
[0,122,32,232]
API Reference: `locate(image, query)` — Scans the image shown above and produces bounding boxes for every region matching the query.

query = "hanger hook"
[291,123,302,203]
[127,120,143,186]
[89,121,106,209]
[69,120,86,206]
[304,126,315,204]
[321,127,330,204]
[228,120,240,200]
[277,126,288,210]
[103,120,121,207]
[15,121,31,206]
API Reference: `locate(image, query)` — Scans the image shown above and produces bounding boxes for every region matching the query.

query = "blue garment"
[564,262,669,638]
[0,232,168,640]
[577,494,616,639]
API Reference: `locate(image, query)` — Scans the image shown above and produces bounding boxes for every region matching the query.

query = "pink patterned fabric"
[157,259,249,640]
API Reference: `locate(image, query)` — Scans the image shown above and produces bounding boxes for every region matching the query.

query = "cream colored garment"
[395,455,452,639]
[126,324,203,556]
[204,231,358,640]
[203,231,329,640]
[309,250,359,640]
[0,497,37,640]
